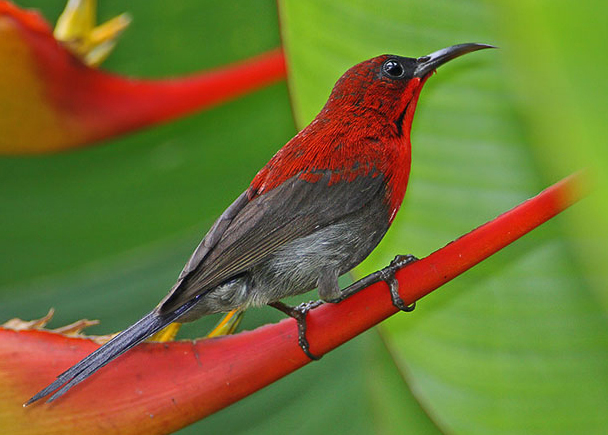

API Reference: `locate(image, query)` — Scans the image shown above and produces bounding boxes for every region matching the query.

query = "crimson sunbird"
[27,43,493,405]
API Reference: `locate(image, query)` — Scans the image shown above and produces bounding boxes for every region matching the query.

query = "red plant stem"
[10,172,584,434]
[403,172,584,299]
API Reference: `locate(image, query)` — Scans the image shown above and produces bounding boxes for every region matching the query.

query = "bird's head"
[324,43,494,137]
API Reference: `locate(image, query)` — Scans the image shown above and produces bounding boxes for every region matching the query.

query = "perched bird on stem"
[26,43,493,405]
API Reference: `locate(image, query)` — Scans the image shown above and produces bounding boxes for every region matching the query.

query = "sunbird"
[27,43,493,405]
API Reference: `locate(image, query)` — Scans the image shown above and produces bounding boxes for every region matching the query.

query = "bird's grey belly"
[248,201,389,305]
[178,196,389,321]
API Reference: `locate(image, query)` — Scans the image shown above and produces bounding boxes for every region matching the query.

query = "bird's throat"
[395,76,429,139]
[394,100,411,137]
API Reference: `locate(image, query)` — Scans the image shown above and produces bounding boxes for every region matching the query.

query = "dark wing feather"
[177,191,250,280]
[160,171,386,313]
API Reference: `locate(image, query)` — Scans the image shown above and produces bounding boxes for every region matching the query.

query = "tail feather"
[25,298,198,406]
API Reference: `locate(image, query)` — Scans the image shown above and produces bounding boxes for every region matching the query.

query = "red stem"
[10,172,584,434]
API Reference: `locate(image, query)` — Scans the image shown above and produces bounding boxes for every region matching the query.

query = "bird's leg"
[269,269,338,360]
[268,300,323,361]
[268,255,417,360]
[330,254,418,312]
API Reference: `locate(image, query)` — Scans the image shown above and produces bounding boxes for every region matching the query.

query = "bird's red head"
[251,44,494,218]
[323,55,425,141]
[323,43,495,140]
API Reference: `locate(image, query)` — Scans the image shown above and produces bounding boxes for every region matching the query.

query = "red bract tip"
[0,1,286,154]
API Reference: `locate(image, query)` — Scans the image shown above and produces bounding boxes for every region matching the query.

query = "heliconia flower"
[0,173,584,435]
[0,1,286,154]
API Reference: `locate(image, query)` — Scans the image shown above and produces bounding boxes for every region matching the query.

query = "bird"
[26,42,493,405]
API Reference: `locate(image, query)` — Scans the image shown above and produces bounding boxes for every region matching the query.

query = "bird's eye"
[382,59,405,78]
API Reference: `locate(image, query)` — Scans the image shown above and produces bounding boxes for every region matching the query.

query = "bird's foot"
[268,300,323,360]
[338,254,418,311]
[381,255,418,312]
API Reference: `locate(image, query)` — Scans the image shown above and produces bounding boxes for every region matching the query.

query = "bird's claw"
[268,300,323,360]
[390,254,419,270]
[381,254,418,312]
[291,300,323,360]
[293,300,324,313]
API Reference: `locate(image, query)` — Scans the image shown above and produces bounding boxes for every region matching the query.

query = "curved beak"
[413,43,496,78]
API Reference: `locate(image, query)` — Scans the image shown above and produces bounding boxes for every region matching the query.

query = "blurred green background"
[1,0,606,434]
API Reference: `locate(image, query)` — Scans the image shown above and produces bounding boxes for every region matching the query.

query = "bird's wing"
[159,171,386,313]
[177,191,251,281]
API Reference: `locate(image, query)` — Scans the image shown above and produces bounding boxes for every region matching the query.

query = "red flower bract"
[0,1,286,154]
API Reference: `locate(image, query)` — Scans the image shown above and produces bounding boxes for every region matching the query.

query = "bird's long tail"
[25,297,199,405]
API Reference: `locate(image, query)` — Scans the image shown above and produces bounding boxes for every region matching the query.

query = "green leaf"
[493,0,608,308]
[280,0,607,434]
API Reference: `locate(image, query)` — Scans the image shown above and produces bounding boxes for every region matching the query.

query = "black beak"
[413,43,496,78]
